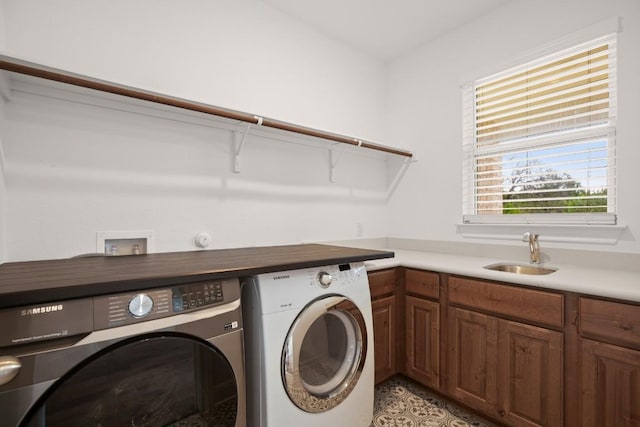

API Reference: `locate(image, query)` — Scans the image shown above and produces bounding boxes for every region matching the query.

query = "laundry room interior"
[0,0,639,426]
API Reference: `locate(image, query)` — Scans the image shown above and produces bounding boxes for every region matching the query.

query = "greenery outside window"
[462,33,617,225]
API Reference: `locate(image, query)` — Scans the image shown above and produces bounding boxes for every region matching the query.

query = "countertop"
[0,244,394,309]
[364,249,640,303]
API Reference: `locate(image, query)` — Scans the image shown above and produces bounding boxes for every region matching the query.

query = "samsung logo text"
[21,304,64,316]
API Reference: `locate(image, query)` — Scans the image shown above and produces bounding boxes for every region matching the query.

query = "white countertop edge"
[365,249,640,303]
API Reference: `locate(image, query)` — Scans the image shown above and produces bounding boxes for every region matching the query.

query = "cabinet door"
[447,306,498,415]
[497,319,564,427]
[405,296,440,389]
[372,295,396,384]
[580,339,640,427]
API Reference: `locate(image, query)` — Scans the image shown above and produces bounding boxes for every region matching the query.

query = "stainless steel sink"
[483,263,557,275]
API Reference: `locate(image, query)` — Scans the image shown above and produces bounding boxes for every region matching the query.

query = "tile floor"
[373,376,497,427]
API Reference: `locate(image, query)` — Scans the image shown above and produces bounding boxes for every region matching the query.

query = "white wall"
[0,0,7,264]
[5,0,639,262]
[4,0,385,142]
[1,0,392,261]
[0,0,5,49]
[0,95,6,265]
[4,86,392,260]
[386,0,640,253]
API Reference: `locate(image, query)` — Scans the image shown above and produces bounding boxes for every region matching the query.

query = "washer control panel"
[93,280,228,330]
[95,289,171,329]
[171,282,224,312]
[128,293,155,318]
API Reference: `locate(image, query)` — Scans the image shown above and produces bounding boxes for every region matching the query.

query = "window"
[462,34,617,225]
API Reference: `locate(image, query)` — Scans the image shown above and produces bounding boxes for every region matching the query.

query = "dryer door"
[282,295,367,413]
[19,333,238,427]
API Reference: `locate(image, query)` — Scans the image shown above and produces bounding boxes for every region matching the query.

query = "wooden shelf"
[0,54,413,159]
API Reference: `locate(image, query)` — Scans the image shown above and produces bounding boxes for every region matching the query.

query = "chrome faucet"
[523,232,540,264]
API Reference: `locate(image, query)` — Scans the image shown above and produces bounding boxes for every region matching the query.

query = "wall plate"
[96,230,155,256]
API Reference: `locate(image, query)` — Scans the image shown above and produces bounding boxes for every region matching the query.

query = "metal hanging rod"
[0,55,413,158]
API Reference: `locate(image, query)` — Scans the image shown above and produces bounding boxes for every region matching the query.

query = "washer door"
[282,295,366,413]
[20,333,238,427]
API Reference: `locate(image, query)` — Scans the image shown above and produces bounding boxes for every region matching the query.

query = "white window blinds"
[462,33,617,225]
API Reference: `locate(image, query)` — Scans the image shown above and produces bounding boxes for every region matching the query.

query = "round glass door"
[282,295,366,413]
[20,333,238,427]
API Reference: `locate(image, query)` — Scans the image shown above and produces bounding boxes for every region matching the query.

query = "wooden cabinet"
[372,295,396,384]
[580,339,640,426]
[405,268,439,299]
[366,265,640,427]
[448,276,564,329]
[447,277,564,427]
[368,269,398,384]
[579,297,640,348]
[404,269,440,389]
[497,318,563,427]
[448,306,497,414]
[578,297,640,426]
[368,268,397,300]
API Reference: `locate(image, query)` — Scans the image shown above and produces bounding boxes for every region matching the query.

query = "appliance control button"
[128,293,154,318]
[317,272,332,288]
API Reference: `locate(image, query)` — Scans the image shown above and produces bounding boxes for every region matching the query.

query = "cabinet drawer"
[579,297,640,349]
[405,269,439,299]
[448,276,564,328]
[368,269,397,299]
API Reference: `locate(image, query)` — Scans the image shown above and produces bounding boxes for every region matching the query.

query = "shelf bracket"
[0,71,11,102]
[329,139,361,182]
[386,156,417,202]
[0,135,5,174]
[233,116,263,173]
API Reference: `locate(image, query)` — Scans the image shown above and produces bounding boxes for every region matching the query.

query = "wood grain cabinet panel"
[578,296,640,427]
[372,295,396,384]
[497,319,564,427]
[405,269,440,299]
[448,306,564,426]
[580,339,640,427]
[447,306,498,415]
[449,276,564,328]
[405,296,440,389]
[579,297,640,349]
[368,269,397,299]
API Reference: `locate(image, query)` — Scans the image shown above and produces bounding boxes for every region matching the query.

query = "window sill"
[456,223,627,245]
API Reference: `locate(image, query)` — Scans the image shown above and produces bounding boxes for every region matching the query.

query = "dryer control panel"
[311,263,365,288]
[254,262,369,315]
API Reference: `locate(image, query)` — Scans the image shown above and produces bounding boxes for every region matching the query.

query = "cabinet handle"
[0,356,21,386]
[498,409,506,417]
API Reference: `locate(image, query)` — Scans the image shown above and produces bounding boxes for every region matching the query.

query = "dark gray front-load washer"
[0,278,245,427]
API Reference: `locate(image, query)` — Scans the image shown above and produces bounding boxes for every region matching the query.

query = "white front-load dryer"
[242,262,374,427]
